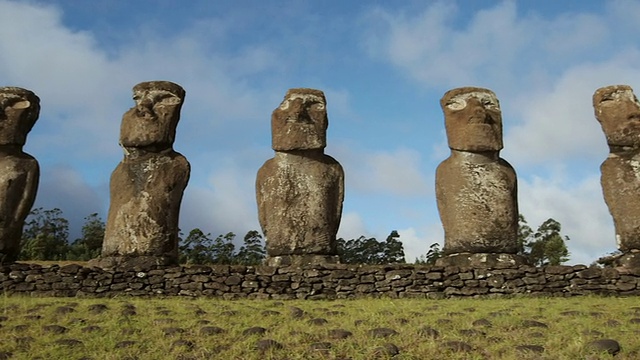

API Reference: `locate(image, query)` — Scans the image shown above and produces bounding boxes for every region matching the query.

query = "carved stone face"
[440,87,503,152]
[0,87,40,146]
[593,85,640,148]
[271,88,327,151]
[119,81,185,150]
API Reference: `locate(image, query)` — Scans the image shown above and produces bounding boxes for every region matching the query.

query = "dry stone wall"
[1,263,639,299]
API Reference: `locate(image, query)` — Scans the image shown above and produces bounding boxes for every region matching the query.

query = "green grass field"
[0,295,638,359]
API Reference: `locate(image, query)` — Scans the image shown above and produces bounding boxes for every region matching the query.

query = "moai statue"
[256,88,344,266]
[0,87,40,264]
[435,87,525,267]
[594,85,640,268]
[91,81,190,269]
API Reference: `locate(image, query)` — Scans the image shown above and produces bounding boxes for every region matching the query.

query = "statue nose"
[136,97,154,112]
[290,101,312,123]
[141,97,154,108]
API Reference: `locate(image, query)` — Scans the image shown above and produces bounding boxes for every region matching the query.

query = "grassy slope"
[0,295,638,359]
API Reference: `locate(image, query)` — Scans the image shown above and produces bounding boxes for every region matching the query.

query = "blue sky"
[2,0,640,264]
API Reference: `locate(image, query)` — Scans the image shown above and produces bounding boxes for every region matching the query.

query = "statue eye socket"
[157,95,181,106]
[482,99,498,109]
[10,100,30,110]
[446,99,466,110]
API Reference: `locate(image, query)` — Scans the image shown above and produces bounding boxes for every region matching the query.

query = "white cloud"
[0,0,285,162]
[180,166,260,238]
[0,0,284,241]
[518,173,616,265]
[364,1,537,90]
[505,52,640,165]
[34,165,106,239]
[336,146,430,196]
[337,212,370,240]
[397,225,443,263]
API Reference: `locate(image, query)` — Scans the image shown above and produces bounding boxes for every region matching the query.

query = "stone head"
[119,81,186,150]
[271,88,327,151]
[593,85,640,148]
[0,87,40,146]
[440,87,503,152]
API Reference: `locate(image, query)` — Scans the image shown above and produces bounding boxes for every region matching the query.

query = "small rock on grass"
[373,343,400,358]
[43,324,68,334]
[82,325,102,333]
[171,340,195,350]
[54,339,83,347]
[472,318,492,327]
[368,328,398,338]
[309,342,332,352]
[417,326,439,339]
[328,329,352,339]
[261,310,280,316]
[515,345,545,354]
[521,320,548,328]
[441,340,473,353]
[289,306,305,318]
[585,339,621,355]
[55,306,75,314]
[255,339,283,351]
[243,326,267,336]
[605,319,621,327]
[200,326,226,335]
[162,327,185,336]
[15,336,34,346]
[308,318,328,326]
[87,304,108,314]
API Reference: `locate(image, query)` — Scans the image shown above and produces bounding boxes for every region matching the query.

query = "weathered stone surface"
[435,253,527,268]
[95,81,189,268]
[0,87,40,264]
[436,87,518,255]
[256,88,344,262]
[594,85,640,253]
[4,261,640,299]
[584,339,621,355]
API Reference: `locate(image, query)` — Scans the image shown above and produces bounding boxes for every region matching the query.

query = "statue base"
[88,255,177,270]
[611,250,640,270]
[265,255,340,267]
[435,253,528,268]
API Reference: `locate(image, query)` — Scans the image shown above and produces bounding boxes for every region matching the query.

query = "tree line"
[414,215,571,266]
[17,207,570,266]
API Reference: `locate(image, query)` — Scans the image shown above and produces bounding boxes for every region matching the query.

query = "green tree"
[235,230,266,265]
[415,242,442,264]
[211,232,236,264]
[179,228,214,265]
[517,214,533,256]
[19,207,70,261]
[68,213,105,261]
[337,236,380,264]
[383,230,405,263]
[337,232,406,264]
[520,217,570,266]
